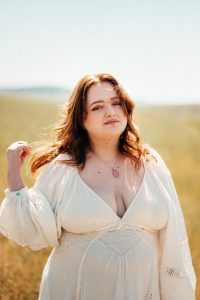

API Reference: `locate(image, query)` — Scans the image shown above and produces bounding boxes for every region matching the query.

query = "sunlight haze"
[0,0,200,105]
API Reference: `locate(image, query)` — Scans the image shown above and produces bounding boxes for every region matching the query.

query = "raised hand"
[6,141,32,191]
[6,141,32,170]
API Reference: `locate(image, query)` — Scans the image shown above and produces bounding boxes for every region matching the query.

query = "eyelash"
[92,102,122,111]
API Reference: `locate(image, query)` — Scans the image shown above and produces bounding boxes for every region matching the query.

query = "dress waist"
[59,221,158,248]
[61,221,157,236]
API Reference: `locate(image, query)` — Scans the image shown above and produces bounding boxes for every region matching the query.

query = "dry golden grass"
[0,94,199,299]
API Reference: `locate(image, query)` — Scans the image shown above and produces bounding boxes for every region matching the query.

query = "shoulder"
[54,152,71,161]
[143,143,171,177]
[36,153,72,181]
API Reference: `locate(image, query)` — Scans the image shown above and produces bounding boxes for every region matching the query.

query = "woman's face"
[83,81,128,141]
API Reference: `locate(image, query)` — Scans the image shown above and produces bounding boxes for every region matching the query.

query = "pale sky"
[0,0,200,104]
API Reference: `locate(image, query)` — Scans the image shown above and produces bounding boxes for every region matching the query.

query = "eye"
[91,105,103,111]
[113,101,122,106]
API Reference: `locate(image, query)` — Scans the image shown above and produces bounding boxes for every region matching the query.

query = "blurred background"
[0,0,199,299]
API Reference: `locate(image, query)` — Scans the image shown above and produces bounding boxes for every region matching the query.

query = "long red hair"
[29,73,151,174]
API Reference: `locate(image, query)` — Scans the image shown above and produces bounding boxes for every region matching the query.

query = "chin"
[102,132,123,140]
[106,126,125,133]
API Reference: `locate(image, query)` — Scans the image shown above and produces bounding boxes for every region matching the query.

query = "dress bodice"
[59,159,168,235]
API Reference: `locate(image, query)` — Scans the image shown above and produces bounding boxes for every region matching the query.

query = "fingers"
[8,141,32,151]
[20,147,31,156]
[6,141,32,161]
[16,141,32,148]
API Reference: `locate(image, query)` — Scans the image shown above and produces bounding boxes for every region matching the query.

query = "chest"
[59,164,169,233]
[77,160,145,218]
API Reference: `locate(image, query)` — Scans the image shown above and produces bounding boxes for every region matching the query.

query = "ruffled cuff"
[4,186,28,199]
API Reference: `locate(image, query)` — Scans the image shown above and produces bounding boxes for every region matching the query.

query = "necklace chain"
[94,154,120,178]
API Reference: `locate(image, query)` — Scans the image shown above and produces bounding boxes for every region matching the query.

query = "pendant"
[112,167,119,178]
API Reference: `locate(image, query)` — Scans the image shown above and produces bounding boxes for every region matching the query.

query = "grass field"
[0,94,199,299]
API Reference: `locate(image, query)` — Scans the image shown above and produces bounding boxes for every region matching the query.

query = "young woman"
[0,73,196,299]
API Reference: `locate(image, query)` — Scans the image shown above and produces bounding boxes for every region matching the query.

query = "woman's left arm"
[148,146,196,300]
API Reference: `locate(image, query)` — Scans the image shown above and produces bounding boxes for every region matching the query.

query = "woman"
[0,73,196,299]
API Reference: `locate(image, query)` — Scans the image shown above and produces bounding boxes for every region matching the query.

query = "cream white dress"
[0,146,196,300]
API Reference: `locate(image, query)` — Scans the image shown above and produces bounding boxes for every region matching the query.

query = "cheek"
[83,114,101,131]
[119,108,128,120]
[121,114,128,129]
[116,105,126,115]
[122,118,128,129]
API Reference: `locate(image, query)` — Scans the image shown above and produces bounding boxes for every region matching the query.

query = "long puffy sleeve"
[147,146,196,299]
[0,154,69,250]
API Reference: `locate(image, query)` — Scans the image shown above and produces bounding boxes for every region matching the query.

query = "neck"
[88,138,121,163]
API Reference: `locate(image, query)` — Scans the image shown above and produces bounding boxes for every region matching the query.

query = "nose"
[105,104,116,116]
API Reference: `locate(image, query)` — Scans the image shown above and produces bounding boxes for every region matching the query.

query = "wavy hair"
[29,73,150,174]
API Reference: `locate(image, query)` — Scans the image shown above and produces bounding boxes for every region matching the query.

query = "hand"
[6,141,32,170]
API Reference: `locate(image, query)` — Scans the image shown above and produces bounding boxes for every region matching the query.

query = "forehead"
[86,82,117,104]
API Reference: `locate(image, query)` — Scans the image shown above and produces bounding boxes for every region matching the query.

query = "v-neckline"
[75,159,146,221]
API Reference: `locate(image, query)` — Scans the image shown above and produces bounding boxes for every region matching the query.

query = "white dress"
[0,146,196,300]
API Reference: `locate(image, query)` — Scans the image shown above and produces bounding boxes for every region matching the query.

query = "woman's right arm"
[6,141,31,191]
[0,141,64,250]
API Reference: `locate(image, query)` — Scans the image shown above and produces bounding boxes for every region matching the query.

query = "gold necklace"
[94,154,120,178]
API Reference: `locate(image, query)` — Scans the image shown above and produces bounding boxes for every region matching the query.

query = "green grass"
[0,94,199,299]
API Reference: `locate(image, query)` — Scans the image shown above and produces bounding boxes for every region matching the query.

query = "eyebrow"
[89,96,120,107]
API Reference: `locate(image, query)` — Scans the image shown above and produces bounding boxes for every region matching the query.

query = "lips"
[104,120,119,125]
